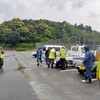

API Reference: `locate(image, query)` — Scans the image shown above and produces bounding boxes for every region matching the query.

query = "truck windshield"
[81,47,85,53]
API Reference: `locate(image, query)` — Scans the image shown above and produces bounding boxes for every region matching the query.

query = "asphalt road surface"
[0,51,39,100]
[1,51,100,100]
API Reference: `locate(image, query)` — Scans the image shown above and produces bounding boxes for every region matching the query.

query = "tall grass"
[0,43,36,51]
[16,43,36,51]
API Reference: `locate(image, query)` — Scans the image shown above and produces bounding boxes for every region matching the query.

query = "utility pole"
[78,36,80,45]
[93,32,95,50]
[83,35,85,45]
[18,33,19,44]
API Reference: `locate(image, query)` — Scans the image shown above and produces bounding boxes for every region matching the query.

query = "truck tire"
[55,61,60,68]
[92,66,97,78]
[0,58,3,69]
[65,61,68,68]
[78,68,84,74]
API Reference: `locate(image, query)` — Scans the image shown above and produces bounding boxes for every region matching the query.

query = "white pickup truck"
[72,45,98,77]
[69,45,85,69]
[54,45,85,68]
[54,54,73,68]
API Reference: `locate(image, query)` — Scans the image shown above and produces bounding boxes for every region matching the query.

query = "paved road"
[14,51,100,100]
[0,51,39,100]
[1,51,100,100]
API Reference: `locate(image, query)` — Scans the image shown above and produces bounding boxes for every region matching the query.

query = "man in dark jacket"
[45,48,50,65]
[83,45,95,83]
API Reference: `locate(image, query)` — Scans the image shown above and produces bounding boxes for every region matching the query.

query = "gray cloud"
[0,0,89,20]
[0,0,100,31]
[72,1,85,8]
[43,0,87,10]
[43,0,67,10]
[0,0,36,21]
[88,12,100,18]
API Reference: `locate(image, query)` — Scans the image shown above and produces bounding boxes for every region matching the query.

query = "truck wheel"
[65,62,68,68]
[92,67,97,78]
[78,68,84,74]
[56,61,60,68]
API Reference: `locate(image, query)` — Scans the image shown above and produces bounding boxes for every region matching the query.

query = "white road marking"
[60,69,77,72]
[82,79,97,82]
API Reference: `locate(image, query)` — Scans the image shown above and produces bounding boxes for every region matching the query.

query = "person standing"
[45,48,50,65]
[83,45,95,83]
[0,48,4,69]
[48,48,56,68]
[59,47,67,70]
[36,48,42,66]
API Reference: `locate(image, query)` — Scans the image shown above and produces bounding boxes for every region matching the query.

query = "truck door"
[96,45,100,61]
[71,46,79,57]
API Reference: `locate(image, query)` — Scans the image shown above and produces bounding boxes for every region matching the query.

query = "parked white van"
[42,45,66,54]
[32,45,66,58]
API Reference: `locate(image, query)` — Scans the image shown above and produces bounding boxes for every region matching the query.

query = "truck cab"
[72,45,98,77]
[68,45,85,58]
[96,45,100,61]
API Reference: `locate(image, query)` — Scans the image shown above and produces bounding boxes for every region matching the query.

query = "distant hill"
[0,18,100,46]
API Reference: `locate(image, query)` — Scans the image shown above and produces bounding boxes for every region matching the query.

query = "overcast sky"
[0,0,100,31]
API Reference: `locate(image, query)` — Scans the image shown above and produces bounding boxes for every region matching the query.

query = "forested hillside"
[0,18,100,47]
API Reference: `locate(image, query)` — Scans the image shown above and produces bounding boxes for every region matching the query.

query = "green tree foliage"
[75,23,92,32]
[0,18,100,46]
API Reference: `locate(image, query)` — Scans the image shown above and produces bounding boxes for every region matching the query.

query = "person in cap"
[83,45,95,83]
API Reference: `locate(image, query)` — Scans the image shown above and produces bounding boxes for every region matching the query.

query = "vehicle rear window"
[54,47,60,51]
[72,47,78,51]
[43,47,46,51]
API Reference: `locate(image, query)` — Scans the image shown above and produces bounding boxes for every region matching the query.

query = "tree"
[74,23,77,27]
[35,23,52,37]
[77,23,84,30]
[85,25,92,32]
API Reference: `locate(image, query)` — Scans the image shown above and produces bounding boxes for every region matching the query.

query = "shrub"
[16,48,26,51]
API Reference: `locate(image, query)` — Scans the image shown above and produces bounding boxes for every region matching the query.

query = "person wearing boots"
[83,45,95,83]
[45,48,50,65]
[48,47,56,68]
[59,47,67,70]
[36,48,42,66]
